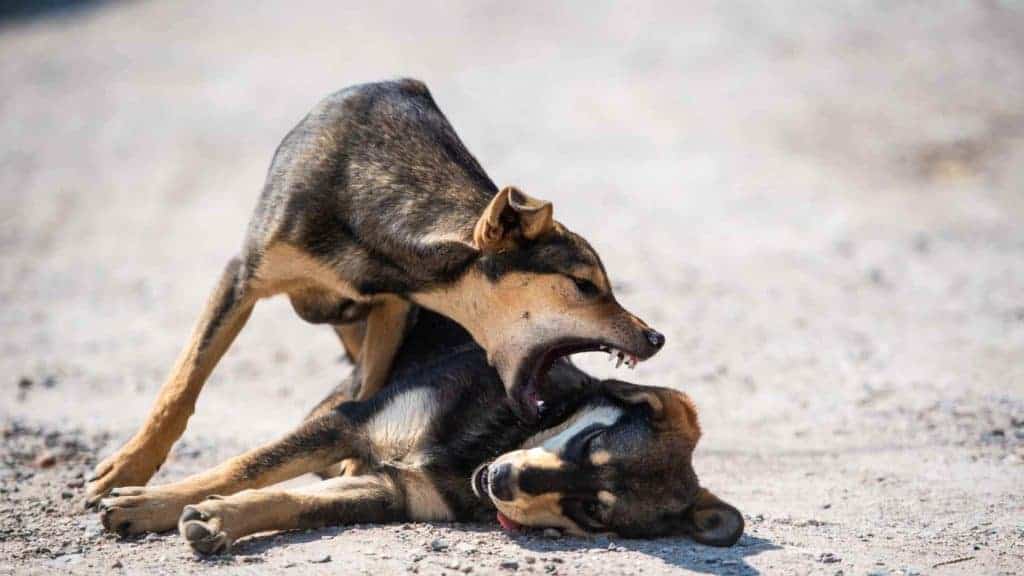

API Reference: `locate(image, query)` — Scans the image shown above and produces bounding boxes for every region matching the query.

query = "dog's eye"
[582,429,604,454]
[571,276,600,296]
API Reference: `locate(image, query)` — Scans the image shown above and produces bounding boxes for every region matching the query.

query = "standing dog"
[95,310,742,551]
[86,79,665,505]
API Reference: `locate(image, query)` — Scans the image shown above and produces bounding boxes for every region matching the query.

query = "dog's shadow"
[227,524,778,575]
[509,530,778,576]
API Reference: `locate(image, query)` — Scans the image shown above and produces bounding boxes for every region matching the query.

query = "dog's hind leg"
[179,475,401,554]
[334,321,366,363]
[302,373,364,479]
[86,256,259,506]
[97,409,369,536]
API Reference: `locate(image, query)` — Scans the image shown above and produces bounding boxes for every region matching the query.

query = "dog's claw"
[180,505,209,523]
[181,514,230,555]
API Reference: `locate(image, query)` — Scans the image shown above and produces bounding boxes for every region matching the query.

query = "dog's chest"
[366,387,439,462]
[365,387,455,521]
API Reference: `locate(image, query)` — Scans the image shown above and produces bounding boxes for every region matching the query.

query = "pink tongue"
[496,511,522,532]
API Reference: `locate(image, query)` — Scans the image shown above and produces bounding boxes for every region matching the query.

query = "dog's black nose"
[644,329,666,350]
[488,463,515,502]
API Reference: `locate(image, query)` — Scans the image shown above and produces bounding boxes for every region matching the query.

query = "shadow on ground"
[225,523,779,575]
[513,532,779,576]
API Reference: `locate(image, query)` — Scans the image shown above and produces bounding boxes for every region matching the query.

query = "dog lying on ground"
[95,309,743,553]
[86,78,665,505]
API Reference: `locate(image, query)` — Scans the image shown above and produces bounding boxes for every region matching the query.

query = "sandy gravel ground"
[2,1,1023,574]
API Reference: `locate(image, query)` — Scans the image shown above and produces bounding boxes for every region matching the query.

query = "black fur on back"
[245,79,498,295]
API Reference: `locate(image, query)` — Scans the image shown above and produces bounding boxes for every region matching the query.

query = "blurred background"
[2,1,1022,574]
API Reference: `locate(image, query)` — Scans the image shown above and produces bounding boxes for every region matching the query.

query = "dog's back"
[250,79,493,289]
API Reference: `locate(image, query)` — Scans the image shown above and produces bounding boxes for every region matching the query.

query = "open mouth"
[513,339,646,421]
[471,464,490,499]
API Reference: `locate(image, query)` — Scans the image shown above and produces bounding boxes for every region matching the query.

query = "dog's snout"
[488,463,515,502]
[644,328,665,350]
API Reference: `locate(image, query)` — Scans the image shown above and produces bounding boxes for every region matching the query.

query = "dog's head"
[471,380,743,546]
[422,186,665,422]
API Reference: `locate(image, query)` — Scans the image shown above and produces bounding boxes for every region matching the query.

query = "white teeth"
[605,347,639,370]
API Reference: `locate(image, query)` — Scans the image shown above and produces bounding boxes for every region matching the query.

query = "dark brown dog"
[86,79,664,505]
[95,309,741,552]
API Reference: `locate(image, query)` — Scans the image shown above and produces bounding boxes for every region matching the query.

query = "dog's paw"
[179,501,232,555]
[85,449,162,509]
[97,486,188,537]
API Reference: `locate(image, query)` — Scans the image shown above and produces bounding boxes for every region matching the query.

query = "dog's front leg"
[86,257,259,506]
[179,475,401,554]
[96,409,368,536]
[355,296,412,400]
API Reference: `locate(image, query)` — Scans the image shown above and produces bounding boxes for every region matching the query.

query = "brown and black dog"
[85,79,665,505]
[95,309,742,552]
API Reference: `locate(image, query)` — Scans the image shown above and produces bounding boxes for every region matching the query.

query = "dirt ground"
[2,1,1023,574]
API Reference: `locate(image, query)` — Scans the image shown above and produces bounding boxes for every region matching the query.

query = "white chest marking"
[367,388,438,460]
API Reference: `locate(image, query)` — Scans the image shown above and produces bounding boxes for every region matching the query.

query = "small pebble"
[542,528,562,539]
[819,552,841,564]
[500,560,519,570]
[309,554,331,563]
[33,451,57,469]
[430,538,449,551]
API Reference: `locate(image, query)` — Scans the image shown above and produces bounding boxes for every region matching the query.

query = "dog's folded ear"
[603,380,665,418]
[679,488,745,547]
[474,186,554,252]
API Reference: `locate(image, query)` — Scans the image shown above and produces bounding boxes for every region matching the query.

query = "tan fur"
[98,426,352,535]
[87,242,408,504]
[253,243,365,298]
[179,475,398,553]
[357,297,411,399]
[473,186,554,251]
[415,270,643,385]
[398,471,453,521]
[589,450,612,466]
[496,492,582,533]
[597,490,617,507]
[86,261,258,504]
[334,322,365,361]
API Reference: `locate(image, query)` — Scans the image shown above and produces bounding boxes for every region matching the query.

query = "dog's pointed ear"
[603,380,665,419]
[473,186,554,252]
[680,488,744,547]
